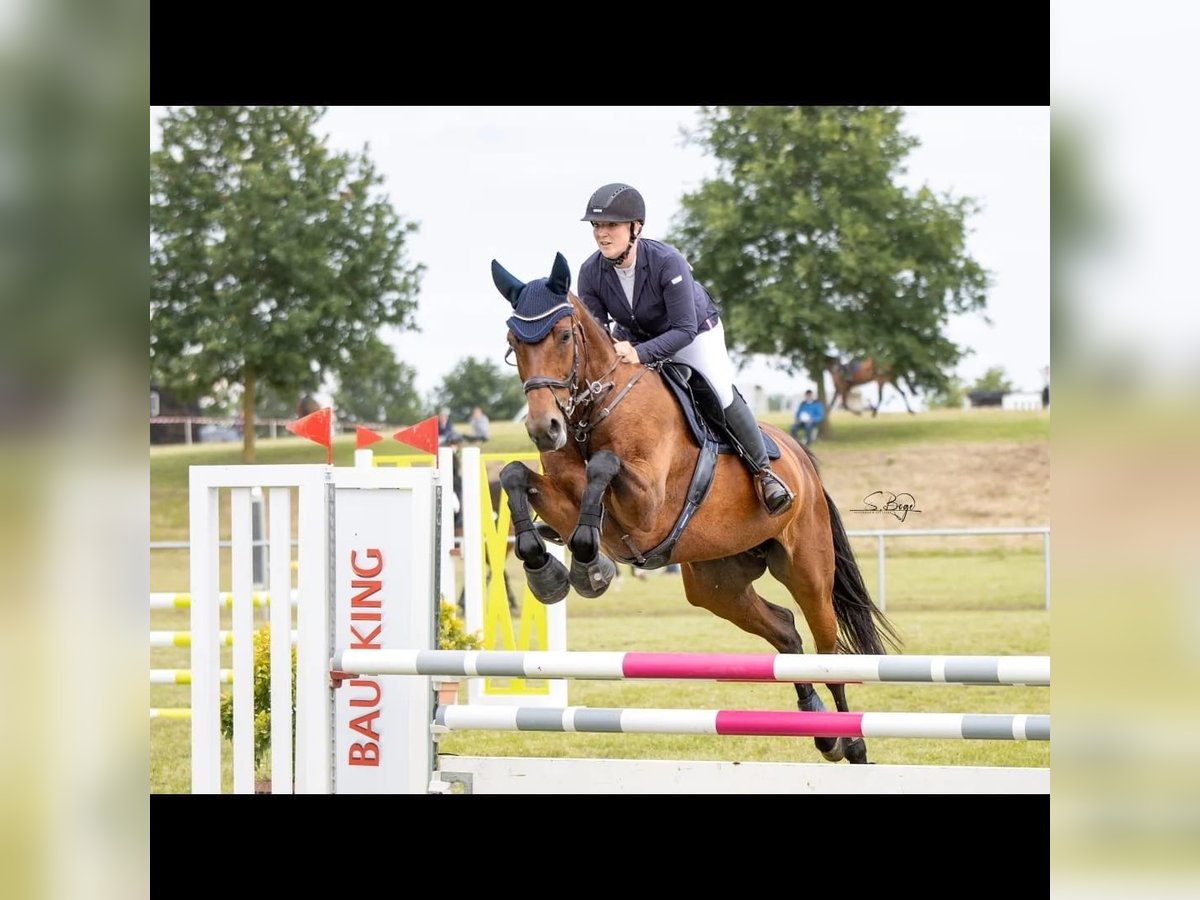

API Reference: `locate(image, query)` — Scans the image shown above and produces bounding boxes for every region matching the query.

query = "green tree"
[332,338,423,425]
[432,356,524,421]
[150,106,423,461]
[670,106,990,421]
[970,366,1014,393]
[927,376,966,409]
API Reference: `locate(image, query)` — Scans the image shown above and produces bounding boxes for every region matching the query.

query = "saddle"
[657,362,782,459]
[599,363,779,571]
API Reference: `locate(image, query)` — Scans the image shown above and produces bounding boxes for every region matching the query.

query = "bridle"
[512,315,650,446]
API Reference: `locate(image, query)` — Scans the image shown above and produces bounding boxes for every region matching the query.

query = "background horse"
[493,253,901,765]
[826,356,916,417]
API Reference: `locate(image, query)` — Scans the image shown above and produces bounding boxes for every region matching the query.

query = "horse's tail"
[824,488,904,656]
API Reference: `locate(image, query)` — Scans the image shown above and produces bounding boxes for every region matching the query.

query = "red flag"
[287,407,333,464]
[355,426,383,449]
[393,416,439,455]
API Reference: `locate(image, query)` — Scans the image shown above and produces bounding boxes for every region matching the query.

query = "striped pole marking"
[434,706,1051,741]
[151,630,298,648]
[150,669,233,685]
[150,590,299,610]
[334,650,1050,686]
[150,708,192,720]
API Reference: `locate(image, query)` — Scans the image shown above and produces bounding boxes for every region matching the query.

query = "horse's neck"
[571,297,621,384]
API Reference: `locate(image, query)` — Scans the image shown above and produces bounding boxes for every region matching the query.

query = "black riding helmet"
[582,183,645,268]
[580,183,646,224]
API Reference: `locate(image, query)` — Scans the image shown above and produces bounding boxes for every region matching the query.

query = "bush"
[219,625,296,767]
[439,599,483,650]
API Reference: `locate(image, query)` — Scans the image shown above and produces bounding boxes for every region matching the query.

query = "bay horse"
[826,356,916,417]
[493,253,901,764]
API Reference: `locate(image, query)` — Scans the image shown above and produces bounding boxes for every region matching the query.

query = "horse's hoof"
[524,555,569,605]
[844,737,869,764]
[568,554,615,599]
[817,737,846,763]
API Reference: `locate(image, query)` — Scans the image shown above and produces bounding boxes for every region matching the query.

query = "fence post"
[1043,529,1050,611]
[876,534,886,612]
[251,487,266,590]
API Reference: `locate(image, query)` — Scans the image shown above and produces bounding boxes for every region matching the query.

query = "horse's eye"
[559,329,571,344]
[504,346,517,367]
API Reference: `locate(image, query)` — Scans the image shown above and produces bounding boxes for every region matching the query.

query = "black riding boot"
[723,392,794,517]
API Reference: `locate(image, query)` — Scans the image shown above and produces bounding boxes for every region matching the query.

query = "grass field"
[150,407,1050,792]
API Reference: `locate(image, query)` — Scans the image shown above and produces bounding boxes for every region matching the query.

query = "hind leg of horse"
[764,541,866,763]
[682,557,842,763]
[565,450,618,598]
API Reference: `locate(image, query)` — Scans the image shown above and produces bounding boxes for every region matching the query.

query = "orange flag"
[393,416,439,455]
[355,426,383,449]
[287,407,333,465]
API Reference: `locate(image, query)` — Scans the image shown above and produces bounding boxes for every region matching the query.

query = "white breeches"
[670,320,736,408]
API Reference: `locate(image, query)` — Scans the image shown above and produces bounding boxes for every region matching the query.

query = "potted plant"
[219,624,296,793]
[435,598,483,706]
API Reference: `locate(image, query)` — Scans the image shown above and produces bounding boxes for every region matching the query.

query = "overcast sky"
[151,106,1049,405]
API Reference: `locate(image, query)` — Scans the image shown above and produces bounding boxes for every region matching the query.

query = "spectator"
[790,390,825,446]
[437,407,463,446]
[466,405,490,443]
[297,394,321,418]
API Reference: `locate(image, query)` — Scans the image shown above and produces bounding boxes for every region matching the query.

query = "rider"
[576,182,794,517]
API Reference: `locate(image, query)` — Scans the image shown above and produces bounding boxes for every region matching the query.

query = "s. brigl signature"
[850,491,921,523]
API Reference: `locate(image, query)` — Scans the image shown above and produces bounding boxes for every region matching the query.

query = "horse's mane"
[568,292,625,379]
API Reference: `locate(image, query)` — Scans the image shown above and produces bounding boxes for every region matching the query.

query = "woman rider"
[576,182,793,516]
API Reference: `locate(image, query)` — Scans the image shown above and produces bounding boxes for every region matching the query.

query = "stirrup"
[755,470,794,517]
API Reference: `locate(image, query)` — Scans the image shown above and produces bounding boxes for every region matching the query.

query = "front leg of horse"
[499,462,569,605]
[566,450,619,598]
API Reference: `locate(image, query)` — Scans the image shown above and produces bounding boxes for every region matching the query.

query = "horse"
[492,252,901,765]
[826,356,916,417]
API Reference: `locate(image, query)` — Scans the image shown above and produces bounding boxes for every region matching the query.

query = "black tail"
[824,489,904,655]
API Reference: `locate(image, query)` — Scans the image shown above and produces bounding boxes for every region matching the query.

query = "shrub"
[219,625,296,767]
[439,599,483,650]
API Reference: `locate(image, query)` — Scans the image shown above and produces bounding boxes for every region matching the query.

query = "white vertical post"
[230,488,255,793]
[461,447,484,638]
[269,487,293,794]
[189,473,220,793]
[437,447,457,609]
[294,470,332,794]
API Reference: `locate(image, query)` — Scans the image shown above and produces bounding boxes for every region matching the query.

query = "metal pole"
[876,535,886,612]
[251,487,265,591]
[1043,530,1050,611]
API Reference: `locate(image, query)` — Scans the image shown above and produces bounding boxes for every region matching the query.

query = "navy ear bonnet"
[492,252,573,343]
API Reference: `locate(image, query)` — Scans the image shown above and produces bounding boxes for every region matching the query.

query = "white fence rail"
[845,526,1050,611]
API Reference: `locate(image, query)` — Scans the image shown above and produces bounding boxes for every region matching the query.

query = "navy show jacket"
[577,238,720,365]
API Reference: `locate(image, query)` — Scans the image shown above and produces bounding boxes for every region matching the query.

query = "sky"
[151,106,1049,407]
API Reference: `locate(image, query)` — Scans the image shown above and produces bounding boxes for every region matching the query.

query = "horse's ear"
[549,252,571,295]
[491,259,525,307]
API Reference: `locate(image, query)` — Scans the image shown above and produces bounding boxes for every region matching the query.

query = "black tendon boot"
[723,392,794,517]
